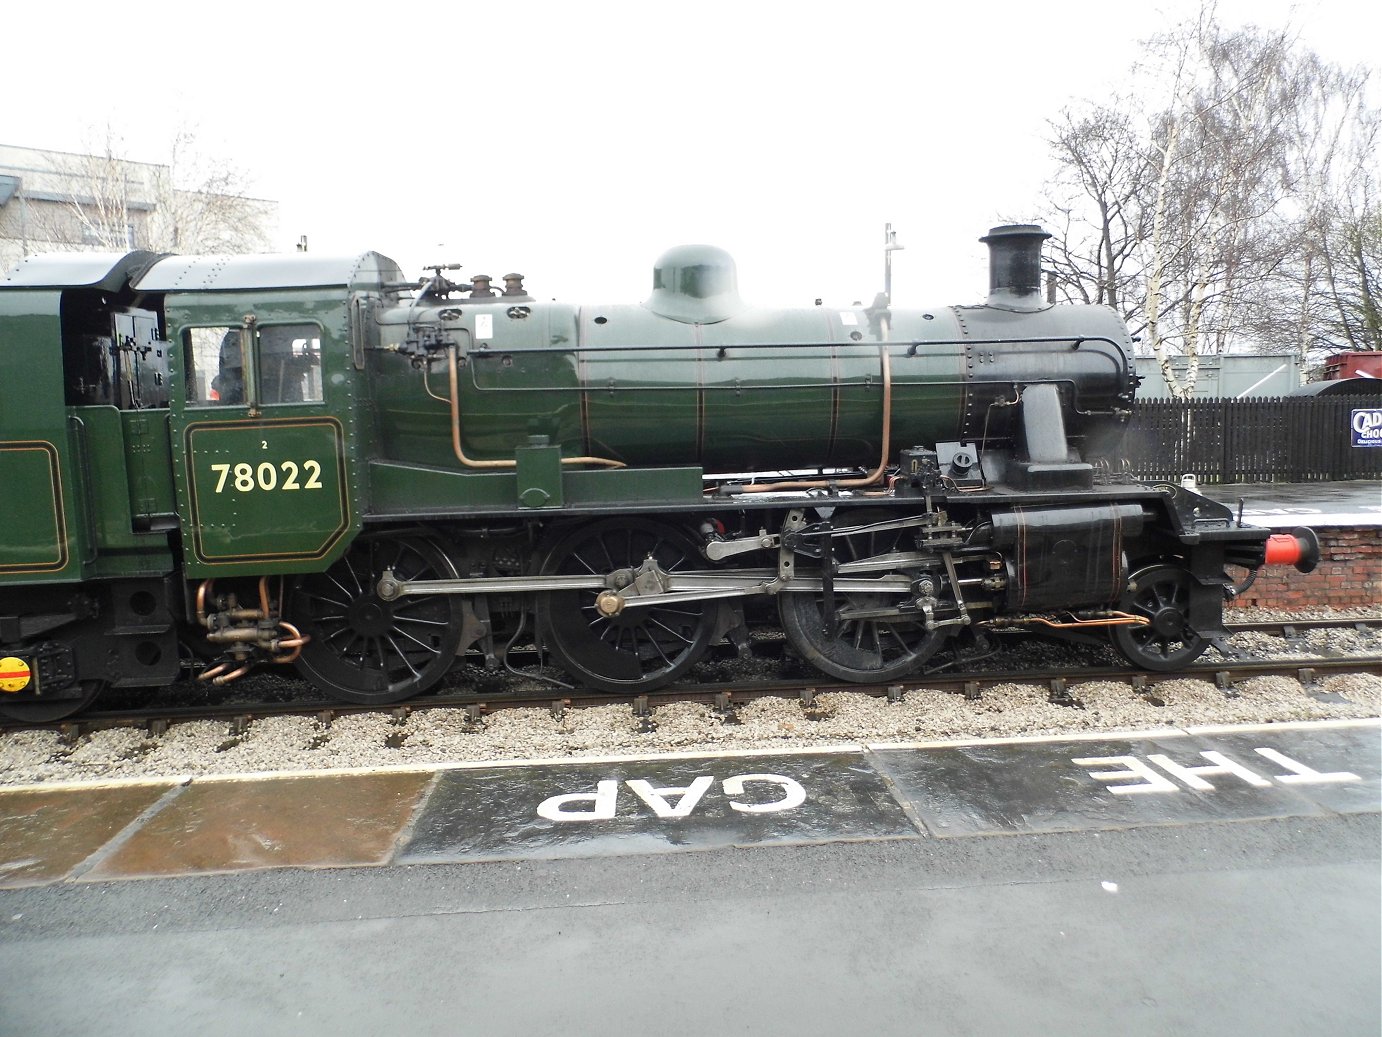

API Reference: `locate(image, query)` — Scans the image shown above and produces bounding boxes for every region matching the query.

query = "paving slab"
[0,782,175,888]
[1180,722,1381,815]
[872,724,1379,837]
[0,722,1374,886]
[81,771,432,881]
[398,750,917,863]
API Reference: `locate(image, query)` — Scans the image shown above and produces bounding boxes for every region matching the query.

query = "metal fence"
[1122,396,1382,483]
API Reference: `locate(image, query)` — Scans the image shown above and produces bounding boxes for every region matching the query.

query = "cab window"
[184,326,243,404]
[182,323,323,405]
[258,324,322,404]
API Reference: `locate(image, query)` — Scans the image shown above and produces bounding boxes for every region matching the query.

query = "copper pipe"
[197,661,230,682]
[277,620,306,644]
[258,576,271,619]
[211,663,253,686]
[196,580,215,627]
[447,345,623,469]
[1012,611,1149,630]
[422,357,450,403]
[736,346,893,494]
[272,621,307,664]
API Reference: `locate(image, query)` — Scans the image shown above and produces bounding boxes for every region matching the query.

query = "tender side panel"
[122,409,177,520]
[0,442,67,574]
[68,407,176,578]
[0,290,82,583]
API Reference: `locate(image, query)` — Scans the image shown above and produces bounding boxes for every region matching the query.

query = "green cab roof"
[133,252,405,291]
[3,250,407,293]
[2,250,165,290]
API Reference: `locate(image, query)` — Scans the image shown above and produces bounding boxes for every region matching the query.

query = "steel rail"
[12,653,1379,739]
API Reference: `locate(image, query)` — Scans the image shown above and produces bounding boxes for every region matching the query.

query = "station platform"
[1,720,1377,1037]
[2,719,1375,889]
[1191,480,1380,610]
[1201,480,1382,528]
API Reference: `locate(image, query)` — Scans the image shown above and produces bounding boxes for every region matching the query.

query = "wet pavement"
[1,720,1375,888]
[1202,479,1381,527]
[401,750,917,864]
[84,772,431,881]
[1,721,1376,1037]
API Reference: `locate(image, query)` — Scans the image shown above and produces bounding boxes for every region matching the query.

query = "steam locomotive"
[0,225,1318,722]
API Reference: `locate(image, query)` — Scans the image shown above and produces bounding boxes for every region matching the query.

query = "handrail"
[446,344,623,470]
[735,346,893,494]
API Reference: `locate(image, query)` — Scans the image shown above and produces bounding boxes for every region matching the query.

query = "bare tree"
[29,126,273,255]
[1221,42,1378,362]
[1307,93,1381,355]
[1039,3,1379,397]
[1321,201,1382,352]
[1139,13,1309,396]
[146,128,274,253]
[1040,102,1153,330]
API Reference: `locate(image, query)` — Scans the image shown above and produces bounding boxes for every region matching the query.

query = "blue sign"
[1352,408,1382,447]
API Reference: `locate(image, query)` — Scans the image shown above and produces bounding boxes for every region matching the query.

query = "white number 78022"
[211,460,324,493]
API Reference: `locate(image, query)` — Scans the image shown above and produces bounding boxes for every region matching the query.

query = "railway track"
[1224,617,1381,636]
[14,639,1381,741]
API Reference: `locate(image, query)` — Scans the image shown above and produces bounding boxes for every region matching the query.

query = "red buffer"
[1264,527,1322,573]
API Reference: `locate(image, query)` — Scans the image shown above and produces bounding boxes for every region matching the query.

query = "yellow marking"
[0,657,32,693]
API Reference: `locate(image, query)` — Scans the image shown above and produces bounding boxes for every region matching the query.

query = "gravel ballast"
[2,610,1377,788]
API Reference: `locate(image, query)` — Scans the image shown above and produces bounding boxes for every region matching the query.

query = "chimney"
[979,224,1050,311]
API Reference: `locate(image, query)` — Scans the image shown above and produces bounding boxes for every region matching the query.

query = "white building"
[0,143,277,272]
[1135,353,1303,399]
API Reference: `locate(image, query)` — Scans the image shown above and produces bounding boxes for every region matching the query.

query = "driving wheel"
[291,534,465,703]
[535,519,716,693]
[779,510,945,682]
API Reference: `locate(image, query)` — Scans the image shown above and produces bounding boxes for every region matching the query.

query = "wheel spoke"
[1112,564,1208,672]
[343,557,367,597]
[780,509,944,683]
[291,535,464,704]
[383,635,422,678]
[308,591,354,611]
[646,615,694,646]
[320,572,355,602]
[392,613,452,628]
[643,629,675,667]
[570,549,601,576]
[536,519,715,692]
[325,625,356,648]
[393,625,439,653]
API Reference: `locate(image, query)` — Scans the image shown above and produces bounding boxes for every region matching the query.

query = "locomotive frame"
[0,227,1317,722]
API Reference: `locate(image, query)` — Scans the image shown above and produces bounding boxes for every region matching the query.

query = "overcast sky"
[4,0,1376,308]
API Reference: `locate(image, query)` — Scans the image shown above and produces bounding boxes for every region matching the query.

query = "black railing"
[1122,396,1382,483]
